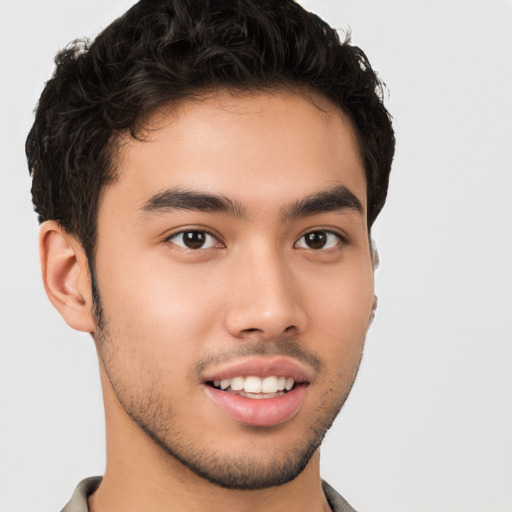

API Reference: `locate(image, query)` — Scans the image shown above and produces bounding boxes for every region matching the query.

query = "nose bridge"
[223,242,306,339]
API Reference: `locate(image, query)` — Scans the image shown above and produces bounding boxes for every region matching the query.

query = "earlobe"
[370,238,380,270]
[368,238,379,327]
[369,294,378,327]
[39,221,96,333]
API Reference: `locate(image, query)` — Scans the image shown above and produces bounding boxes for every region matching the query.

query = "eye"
[166,230,220,250]
[295,230,342,250]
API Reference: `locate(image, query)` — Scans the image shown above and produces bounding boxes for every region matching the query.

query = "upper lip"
[201,357,313,384]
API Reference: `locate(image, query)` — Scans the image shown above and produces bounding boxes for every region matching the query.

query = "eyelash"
[165,229,345,251]
[295,230,345,251]
[165,229,223,250]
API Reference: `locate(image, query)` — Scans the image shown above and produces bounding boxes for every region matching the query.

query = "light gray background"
[1,1,511,511]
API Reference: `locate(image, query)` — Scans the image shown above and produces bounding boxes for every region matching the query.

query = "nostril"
[244,327,261,334]
[239,325,297,339]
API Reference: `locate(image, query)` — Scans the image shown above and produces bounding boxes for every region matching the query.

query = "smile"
[208,375,296,399]
[202,358,311,427]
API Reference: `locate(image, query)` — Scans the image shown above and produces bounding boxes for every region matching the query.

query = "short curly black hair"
[26,0,395,261]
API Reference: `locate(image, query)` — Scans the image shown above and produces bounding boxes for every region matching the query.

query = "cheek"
[302,257,374,358]
[94,246,223,360]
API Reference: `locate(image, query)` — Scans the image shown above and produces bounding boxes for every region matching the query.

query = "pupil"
[184,231,205,249]
[306,231,326,249]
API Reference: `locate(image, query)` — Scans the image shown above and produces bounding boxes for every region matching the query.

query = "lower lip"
[204,384,307,427]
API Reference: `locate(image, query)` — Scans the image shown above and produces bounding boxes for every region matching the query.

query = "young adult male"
[26,0,395,510]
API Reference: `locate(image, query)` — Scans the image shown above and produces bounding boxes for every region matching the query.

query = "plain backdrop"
[1,1,511,511]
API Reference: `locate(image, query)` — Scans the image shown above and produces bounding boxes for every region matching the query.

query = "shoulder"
[322,480,358,512]
[60,477,102,512]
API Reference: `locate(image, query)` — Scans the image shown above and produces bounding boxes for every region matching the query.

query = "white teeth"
[244,376,262,393]
[230,376,244,391]
[261,376,279,393]
[212,376,296,393]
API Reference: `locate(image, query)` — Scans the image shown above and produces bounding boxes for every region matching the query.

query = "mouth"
[206,375,298,399]
[202,358,311,427]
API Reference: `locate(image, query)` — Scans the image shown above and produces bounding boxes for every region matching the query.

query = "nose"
[223,248,307,340]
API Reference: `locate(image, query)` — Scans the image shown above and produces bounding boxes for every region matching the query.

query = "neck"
[89,367,331,512]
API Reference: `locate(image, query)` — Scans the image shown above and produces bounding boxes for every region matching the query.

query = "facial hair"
[92,280,361,490]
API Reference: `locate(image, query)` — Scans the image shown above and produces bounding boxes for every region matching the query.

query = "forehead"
[103,89,367,216]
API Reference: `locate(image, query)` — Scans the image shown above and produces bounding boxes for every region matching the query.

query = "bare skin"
[40,90,374,512]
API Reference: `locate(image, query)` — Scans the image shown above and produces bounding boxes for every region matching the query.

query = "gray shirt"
[61,477,357,512]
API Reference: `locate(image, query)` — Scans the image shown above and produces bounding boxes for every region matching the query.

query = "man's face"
[93,90,374,489]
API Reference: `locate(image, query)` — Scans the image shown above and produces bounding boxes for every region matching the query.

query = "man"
[26,0,394,510]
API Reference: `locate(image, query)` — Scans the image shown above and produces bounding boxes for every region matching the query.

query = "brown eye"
[304,232,327,249]
[168,230,218,249]
[295,231,341,250]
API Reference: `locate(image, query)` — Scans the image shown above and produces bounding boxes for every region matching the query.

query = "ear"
[370,237,380,270]
[368,294,378,327]
[39,221,96,333]
[369,237,379,326]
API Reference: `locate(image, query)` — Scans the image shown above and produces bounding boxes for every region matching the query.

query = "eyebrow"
[281,185,363,221]
[140,188,246,218]
[140,184,363,221]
